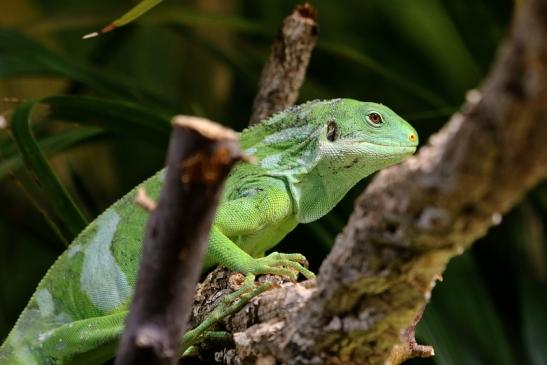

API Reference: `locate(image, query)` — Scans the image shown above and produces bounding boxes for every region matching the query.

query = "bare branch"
[115,117,242,365]
[249,3,318,125]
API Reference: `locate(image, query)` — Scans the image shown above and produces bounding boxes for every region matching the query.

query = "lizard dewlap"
[0,99,418,364]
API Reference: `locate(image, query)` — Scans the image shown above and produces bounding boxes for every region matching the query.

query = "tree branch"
[115,117,241,365]
[249,3,318,125]
[194,0,547,363]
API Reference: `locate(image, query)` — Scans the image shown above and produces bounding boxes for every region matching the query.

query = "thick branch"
[249,3,318,125]
[115,117,241,365]
[200,0,547,363]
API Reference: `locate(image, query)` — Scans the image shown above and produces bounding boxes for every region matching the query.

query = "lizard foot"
[247,252,315,281]
[181,332,232,358]
[181,274,271,354]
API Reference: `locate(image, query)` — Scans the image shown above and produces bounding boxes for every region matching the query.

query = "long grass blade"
[83,0,163,39]
[0,127,103,180]
[10,101,88,238]
[0,30,167,106]
[43,95,171,145]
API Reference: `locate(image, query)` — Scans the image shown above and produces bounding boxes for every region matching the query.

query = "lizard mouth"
[361,141,417,159]
[347,139,417,151]
[384,145,417,157]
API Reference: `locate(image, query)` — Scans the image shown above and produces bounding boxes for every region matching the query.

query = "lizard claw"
[246,252,315,281]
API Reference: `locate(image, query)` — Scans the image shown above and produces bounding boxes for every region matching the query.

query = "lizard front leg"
[209,187,315,280]
[207,226,313,281]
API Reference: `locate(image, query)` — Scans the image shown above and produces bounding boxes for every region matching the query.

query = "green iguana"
[0,99,418,364]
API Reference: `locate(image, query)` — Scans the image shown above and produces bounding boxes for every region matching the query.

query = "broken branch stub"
[115,117,242,365]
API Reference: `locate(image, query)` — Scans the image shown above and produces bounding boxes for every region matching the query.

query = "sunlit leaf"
[42,95,171,145]
[83,0,163,38]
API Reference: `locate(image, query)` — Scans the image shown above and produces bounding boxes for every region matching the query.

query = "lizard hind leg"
[39,311,128,365]
[181,332,232,358]
[180,274,272,355]
[37,275,272,362]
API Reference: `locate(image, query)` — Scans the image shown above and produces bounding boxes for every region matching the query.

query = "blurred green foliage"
[0,1,545,364]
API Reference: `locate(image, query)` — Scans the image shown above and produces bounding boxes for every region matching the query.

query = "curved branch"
[201,0,547,363]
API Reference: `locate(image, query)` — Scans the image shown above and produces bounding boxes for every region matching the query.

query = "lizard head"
[240,98,418,222]
[241,98,418,179]
[316,99,418,171]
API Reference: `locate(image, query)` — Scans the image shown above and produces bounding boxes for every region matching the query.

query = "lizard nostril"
[408,133,417,143]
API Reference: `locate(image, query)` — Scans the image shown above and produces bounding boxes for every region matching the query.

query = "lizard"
[0,99,419,364]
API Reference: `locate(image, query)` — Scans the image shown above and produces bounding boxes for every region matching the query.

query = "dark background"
[1,1,545,364]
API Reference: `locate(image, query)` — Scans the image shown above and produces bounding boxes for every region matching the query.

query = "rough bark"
[115,117,241,365]
[193,0,547,363]
[249,3,318,125]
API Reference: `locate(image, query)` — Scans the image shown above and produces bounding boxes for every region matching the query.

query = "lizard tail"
[0,340,21,365]
[1,319,43,365]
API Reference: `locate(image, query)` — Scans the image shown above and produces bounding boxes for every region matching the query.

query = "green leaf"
[520,277,547,365]
[81,0,163,38]
[378,0,481,96]
[81,0,265,38]
[513,203,547,365]
[173,26,257,87]
[305,222,334,251]
[1,95,171,181]
[10,100,88,239]
[25,6,265,38]
[0,29,167,106]
[417,253,515,365]
[416,303,468,365]
[110,0,164,29]
[144,5,265,34]
[5,95,171,242]
[42,95,171,146]
[0,127,103,180]
[317,41,448,108]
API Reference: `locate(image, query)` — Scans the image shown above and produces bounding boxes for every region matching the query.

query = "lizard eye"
[366,112,383,127]
[326,120,337,142]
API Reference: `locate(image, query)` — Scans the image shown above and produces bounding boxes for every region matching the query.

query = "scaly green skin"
[0,99,418,364]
